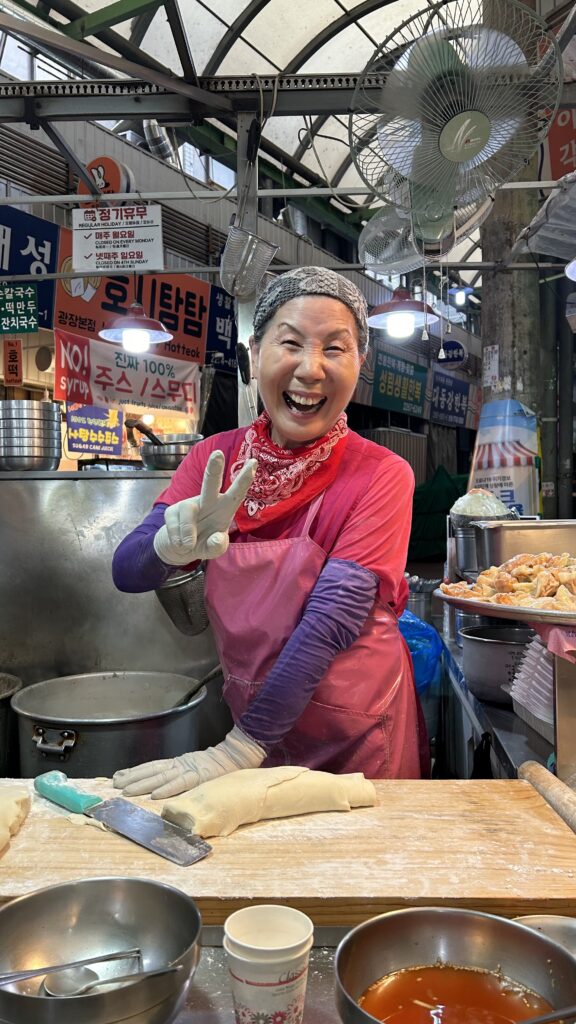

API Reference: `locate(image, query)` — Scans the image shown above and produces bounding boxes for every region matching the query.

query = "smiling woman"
[112,267,427,799]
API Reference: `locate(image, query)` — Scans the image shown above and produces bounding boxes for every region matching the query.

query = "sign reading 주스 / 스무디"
[54,329,200,418]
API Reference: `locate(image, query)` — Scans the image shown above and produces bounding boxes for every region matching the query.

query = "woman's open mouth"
[283,391,327,415]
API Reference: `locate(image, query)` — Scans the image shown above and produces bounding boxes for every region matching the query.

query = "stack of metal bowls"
[0,399,62,471]
[140,433,203,471]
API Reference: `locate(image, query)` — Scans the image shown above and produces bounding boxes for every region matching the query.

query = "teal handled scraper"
[34,771,212,866]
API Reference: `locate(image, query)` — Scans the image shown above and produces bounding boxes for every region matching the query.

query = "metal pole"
[235,112,259,428]
[557,277,574,518]
[0,182,562,205]
[539,276,559,518]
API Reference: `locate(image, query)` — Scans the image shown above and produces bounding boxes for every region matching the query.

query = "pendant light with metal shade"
[367,287,439,339]
[98,302,173,353]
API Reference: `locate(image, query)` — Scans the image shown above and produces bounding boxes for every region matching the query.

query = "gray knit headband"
[253,266,368,353]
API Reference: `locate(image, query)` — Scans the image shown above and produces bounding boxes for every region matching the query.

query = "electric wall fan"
[358,197,492,275]
[349,0,563,224]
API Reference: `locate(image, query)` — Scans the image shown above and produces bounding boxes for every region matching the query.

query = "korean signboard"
[0,208,59,329]
[371,348,428,417]
[545,106,576,180]
[55,228,209,364]
[54,329,200,416]
[435,338,468,370]
[0,283,38,333]
[3,338,22,385]
[205,284,237,374]
[66,403,123,455]
[72,205,164,273]
[430,369,470,427]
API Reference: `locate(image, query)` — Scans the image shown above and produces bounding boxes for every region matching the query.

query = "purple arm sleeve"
[239,557,378,750]
[112,504,174,593]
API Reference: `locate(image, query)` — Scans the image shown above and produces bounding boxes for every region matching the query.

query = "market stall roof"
[0,0,574,292]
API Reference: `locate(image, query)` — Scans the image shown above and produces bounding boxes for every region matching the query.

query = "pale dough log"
[0,786,31,853]
[161,766,377,838]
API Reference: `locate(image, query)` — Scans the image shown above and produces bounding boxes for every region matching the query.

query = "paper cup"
[224,935,312,1024]
[224,904,314,960]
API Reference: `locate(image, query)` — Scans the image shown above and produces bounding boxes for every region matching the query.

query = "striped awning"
[473,440,538,469]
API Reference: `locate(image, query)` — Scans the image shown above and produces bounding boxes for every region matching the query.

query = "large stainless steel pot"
[11,671,207,777]
[335,908,576,1024]
[460,625,533,703]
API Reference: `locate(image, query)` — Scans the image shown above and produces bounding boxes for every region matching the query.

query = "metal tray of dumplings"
[434,589,576,625]
[474,520,576,572]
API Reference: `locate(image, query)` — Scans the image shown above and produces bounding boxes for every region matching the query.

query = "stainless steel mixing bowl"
[335,907,576,1024]
[140,436,203,471]
[0,877,202,1024]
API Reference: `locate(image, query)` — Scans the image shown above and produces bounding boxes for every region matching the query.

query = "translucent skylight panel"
[240,0,342,70]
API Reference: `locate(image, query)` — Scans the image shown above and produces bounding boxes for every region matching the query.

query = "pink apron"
[204,494,422,778]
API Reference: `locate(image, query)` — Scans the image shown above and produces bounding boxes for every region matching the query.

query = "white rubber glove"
[112,725,266,799]
[153,450,257,565]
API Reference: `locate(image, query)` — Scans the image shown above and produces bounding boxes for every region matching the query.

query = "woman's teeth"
[283,392,326,413]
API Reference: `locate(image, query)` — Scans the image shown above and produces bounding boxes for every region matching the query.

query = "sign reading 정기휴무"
[71,205,164,273]
[0,283,38,333]
[66,403,123,455]
[371,348,427,417]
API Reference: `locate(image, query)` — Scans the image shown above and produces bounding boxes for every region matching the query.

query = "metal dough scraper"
[34,771,212,866]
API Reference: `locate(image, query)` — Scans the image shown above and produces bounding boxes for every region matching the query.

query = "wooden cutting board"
[2,778,576,925]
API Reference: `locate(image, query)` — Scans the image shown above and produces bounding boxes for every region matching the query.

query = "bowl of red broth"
[334,908,576,1024]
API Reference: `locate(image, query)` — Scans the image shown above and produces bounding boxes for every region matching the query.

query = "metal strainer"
[155,567,209,636]
[219,225,279,299]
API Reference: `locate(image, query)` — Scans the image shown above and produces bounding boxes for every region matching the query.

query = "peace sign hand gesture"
[153,450,257,565]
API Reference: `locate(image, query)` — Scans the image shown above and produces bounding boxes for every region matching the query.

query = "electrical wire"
[168,128,237,206]
[301,113,376,212]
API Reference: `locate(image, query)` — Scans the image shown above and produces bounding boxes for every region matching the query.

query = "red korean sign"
[54,329,200,416]
[54,227,209,363]
[3,338,23,385]
[546,106,576,180]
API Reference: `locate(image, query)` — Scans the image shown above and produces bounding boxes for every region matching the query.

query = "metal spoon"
[0,948,141,987]
[43,964,182,998]
[513,1007,576,1024]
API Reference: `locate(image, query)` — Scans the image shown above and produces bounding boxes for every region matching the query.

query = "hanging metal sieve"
[219,226,279,299]
[155,566,209,636]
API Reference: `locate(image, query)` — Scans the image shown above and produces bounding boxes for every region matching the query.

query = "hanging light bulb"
[367,288,439,336]
[421,326,429,341]
[99,303,173,352]
[448,284,474,307]
[445,321,452,334]
[437,341,447,360]
[386,311,416,339]
[565,258,576,281]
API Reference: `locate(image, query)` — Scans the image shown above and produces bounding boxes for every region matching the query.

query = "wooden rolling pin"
[519,761,576,834]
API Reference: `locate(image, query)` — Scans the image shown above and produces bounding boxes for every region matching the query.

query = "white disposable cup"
[224,904,314,960]
[223,935,313,1024]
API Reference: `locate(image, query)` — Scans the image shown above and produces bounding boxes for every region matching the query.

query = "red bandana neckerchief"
[229,411,348,532]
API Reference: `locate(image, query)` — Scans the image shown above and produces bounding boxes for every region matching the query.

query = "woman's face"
[250,295,365,449]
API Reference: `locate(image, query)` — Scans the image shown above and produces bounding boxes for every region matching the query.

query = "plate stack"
[510,634,555,743]
[0,399,62,471]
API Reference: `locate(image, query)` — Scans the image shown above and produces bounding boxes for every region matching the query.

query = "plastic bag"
[399,609,443,694]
